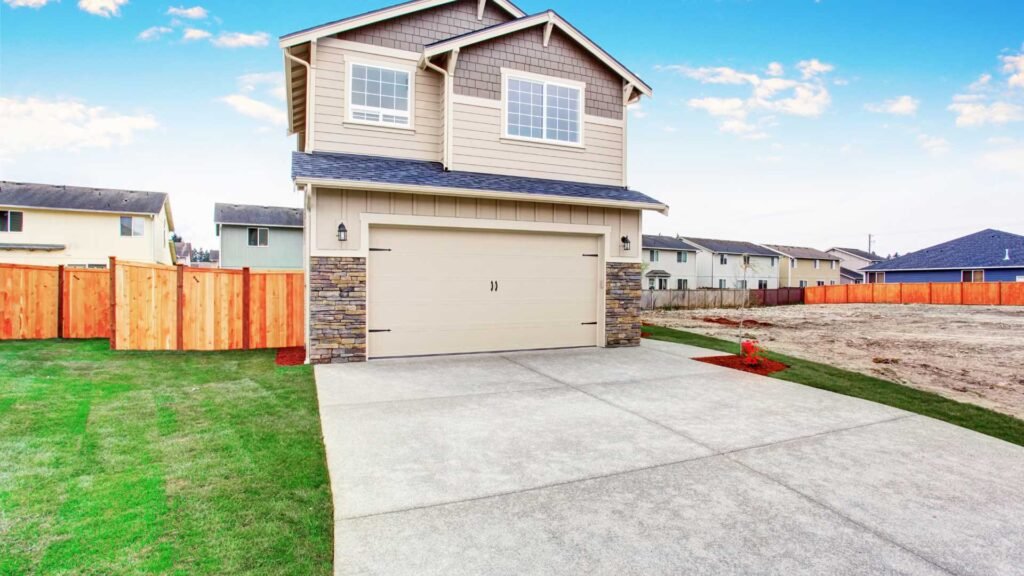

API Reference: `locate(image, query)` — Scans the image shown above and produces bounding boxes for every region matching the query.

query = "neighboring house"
[765,245,841,287]
[839,267,864,284]
[280,0,665,363]
[174,241,192,266]
[641,234,699,290]
[827,247,882,284]
[215,203,304,269]
[682,237,780,289]
[862,229,1024,284]
[192,249,221,269]
[0,181,175,267]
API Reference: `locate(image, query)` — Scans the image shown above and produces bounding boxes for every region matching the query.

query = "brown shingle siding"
[337,0,513,52]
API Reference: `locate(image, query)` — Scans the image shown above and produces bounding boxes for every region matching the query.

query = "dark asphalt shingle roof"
[214,203,303,228]
[839,267,863,280]
[830,247,882,262]
[642,235,699,251]
[864,229,1024,271]
[765,245,839,261]
[682,237,779,257]
[0,181,168,215]
[292,151,665,208]
[0,243,65,251]
[645,269,670,278]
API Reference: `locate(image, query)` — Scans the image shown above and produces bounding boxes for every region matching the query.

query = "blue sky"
[2,0,1022,255]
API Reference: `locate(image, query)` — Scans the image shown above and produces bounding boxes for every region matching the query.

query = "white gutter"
[285,47,315,152]
[421,55,454,169]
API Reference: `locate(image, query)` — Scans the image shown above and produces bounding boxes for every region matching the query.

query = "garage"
[367,225,602,358]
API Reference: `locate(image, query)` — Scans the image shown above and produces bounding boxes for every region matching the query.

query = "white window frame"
[830,260,837,270]
[814,259,821,269]
[718,279,726,289]
[648,278,655,289]
[346,59,416,130]
[758,280,768,289]
[677,251,687,263]
[120,216,144,238]
[658,278,668,290]
[790,258,797,269]
[248,227,270,248]
[720,254,728,265]
[0,210,24,233]
[799,280,808,288]
[500,68,586,148]
[649,249,659,262]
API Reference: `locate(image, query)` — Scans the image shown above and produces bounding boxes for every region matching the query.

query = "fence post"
[960,281,965,305]
[998,282,1003,306]
[176,265,184,351]
[242,267,251,350]
[108,257,117,350]
[57,265,65,339]
[928,282,933,304]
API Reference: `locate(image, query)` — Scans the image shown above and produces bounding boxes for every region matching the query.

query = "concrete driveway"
[315,340,1024,576]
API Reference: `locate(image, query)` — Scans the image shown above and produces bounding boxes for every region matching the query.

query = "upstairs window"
[248,227,269,247]
[1,210,23,232]
[349,62,411,127]
[505,72,582,145]
[648,249,659,262]
[120,216,144,237]
[676,251,687,263]
[720,254,728,265]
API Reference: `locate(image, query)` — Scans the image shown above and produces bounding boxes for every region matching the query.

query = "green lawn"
[643,324,1024,447]
[0,339,332,575]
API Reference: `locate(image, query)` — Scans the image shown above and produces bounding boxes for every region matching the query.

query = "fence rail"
[805,282,1024,306]
[642,288,804,310]
[0,260,304,350]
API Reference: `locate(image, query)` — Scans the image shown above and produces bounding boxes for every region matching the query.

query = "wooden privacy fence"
[643,288,804,310]
[1,260,304,350]
[805,282,1024,307]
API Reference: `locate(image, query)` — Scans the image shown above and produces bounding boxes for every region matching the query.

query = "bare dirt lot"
[644,304,1024,420]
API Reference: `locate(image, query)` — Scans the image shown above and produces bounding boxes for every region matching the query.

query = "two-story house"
[683,237,780,289]
[0,181,175,268]
[280,0,666,363]
[764,245,841,287]
[214,203,304,269]
[641,234,698,290]
[827,246,882,284]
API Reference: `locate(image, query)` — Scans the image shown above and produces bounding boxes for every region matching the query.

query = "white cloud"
[662,65,759,85]
[948,101,1024,127]
[77,0,128,17]
[211,31,270,48]
[687,97,747,118]
[762,84,830,117]
[628,103,647,119]
[980,146,1024,177]
[917,134,950,156]
[3,0,52,7]
[1002,50,1024,89]
[237,72,285,101]
[137,26,172,41]
[766,62,784,77]
[968,73,992,92]
[219,94,285,126]
[183,28,211,41]
[0,97,158,156]
[167,5,207,19]
[865,95,919,116]
[796,58,834,79]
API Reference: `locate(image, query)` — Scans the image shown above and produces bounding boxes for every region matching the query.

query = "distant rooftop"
[214,203,303,228]
[765,245,839,261]
[642,235,699,251]
[682,237,778,257]
[830,247,882,262]
[1,181,169,216]
[864,229,1024,271]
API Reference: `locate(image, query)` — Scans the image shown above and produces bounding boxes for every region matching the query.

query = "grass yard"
[0,340,332,575]
[644,324,1024,448]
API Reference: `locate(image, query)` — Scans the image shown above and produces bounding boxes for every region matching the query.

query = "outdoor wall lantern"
[621,235,631,251]
[337,222,348,242]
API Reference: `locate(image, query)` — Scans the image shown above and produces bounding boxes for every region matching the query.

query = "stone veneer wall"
[605,262,642,347]
[309,256,367,364]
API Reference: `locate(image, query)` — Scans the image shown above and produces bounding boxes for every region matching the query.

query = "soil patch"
[703,316,774,328]
[275,347,306,366]
[695,355,789,376]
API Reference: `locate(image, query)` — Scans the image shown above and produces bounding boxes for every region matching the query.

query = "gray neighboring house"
[214,203,303,269]
[827,247,882,284]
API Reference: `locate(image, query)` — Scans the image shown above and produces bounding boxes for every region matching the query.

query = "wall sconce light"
[337,222,348,242]
[621,235,631,251]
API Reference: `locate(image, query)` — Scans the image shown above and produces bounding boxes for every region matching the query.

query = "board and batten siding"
[450,97,625,186]
[312,39,442,161]
[313,187,639,259]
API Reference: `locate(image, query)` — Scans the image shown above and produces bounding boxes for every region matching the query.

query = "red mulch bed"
[275,347,306,366]
[695,355,788,376]
[703,316,774,328]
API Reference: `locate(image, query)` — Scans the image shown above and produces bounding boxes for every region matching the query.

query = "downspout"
[285,47,315,153]
[422,54,454,169]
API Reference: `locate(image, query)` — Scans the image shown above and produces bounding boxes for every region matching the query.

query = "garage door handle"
[490,281,495,292]
[495,281,499,292]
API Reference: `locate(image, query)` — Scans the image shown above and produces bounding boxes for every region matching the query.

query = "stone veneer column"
[605,262,642,347]
[309,256,366,364]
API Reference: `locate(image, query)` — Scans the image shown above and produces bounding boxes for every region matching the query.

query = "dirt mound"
[703,316,774,328]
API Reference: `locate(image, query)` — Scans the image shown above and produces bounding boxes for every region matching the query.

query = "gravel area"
[644,304,1024,420]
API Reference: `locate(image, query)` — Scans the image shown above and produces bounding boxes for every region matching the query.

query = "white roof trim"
[424,10,652,97]
[279,0,526,48]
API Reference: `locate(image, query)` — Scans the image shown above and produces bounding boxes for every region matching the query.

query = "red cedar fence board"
[63,268,110,338]
[0,263,59,340]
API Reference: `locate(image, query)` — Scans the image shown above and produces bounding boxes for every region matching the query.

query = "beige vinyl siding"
[313,187,639,258]
[450,99,624,186]
[312,43,442,160]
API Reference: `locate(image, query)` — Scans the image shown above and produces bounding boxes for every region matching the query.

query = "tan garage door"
[367,226,601,358]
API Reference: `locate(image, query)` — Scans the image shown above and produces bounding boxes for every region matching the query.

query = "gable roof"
[839,267,863,280]
[682,237,779,257]
[174,242,192,260]
[293,151,668,212]
[423,10,651,96]
[215,203,303,228]
[764,245,839,261]
[1,181,171,221]
[864,229,1024,271]
[280,0,526,47]
[829,247,881,262]
[642,235,699,251]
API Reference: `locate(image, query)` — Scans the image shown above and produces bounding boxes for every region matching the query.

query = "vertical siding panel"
[392,193,413,214]
[553,204,572,223]
[587,207,604,225]
[535,203,554,223]
[456,197,478,218]
[497,200,516,221]
[570,205,588,224]
[436,195,457,217]
[516,202,536,222]
[368,191,391,213]
[477,199,497,219]
[414,194,436,216]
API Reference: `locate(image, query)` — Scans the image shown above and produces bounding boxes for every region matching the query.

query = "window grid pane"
[351,64,410,125]
[0,211,8,232]
[507,77,579,143]
[120,216,132,237]
[132,217,144,237]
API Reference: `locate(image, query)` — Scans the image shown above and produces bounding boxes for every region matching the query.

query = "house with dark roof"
[214,203,303,269]
[862,229,1024,284]
[681,237,780,289]
[0,181,175,267]
[764,245,841,288]
[281,0,666,363]
[826,247,882,284]
[174,241,192,266]
[641,235,700,290]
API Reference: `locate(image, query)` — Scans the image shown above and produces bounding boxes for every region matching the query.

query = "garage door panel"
[368,226,601,358]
